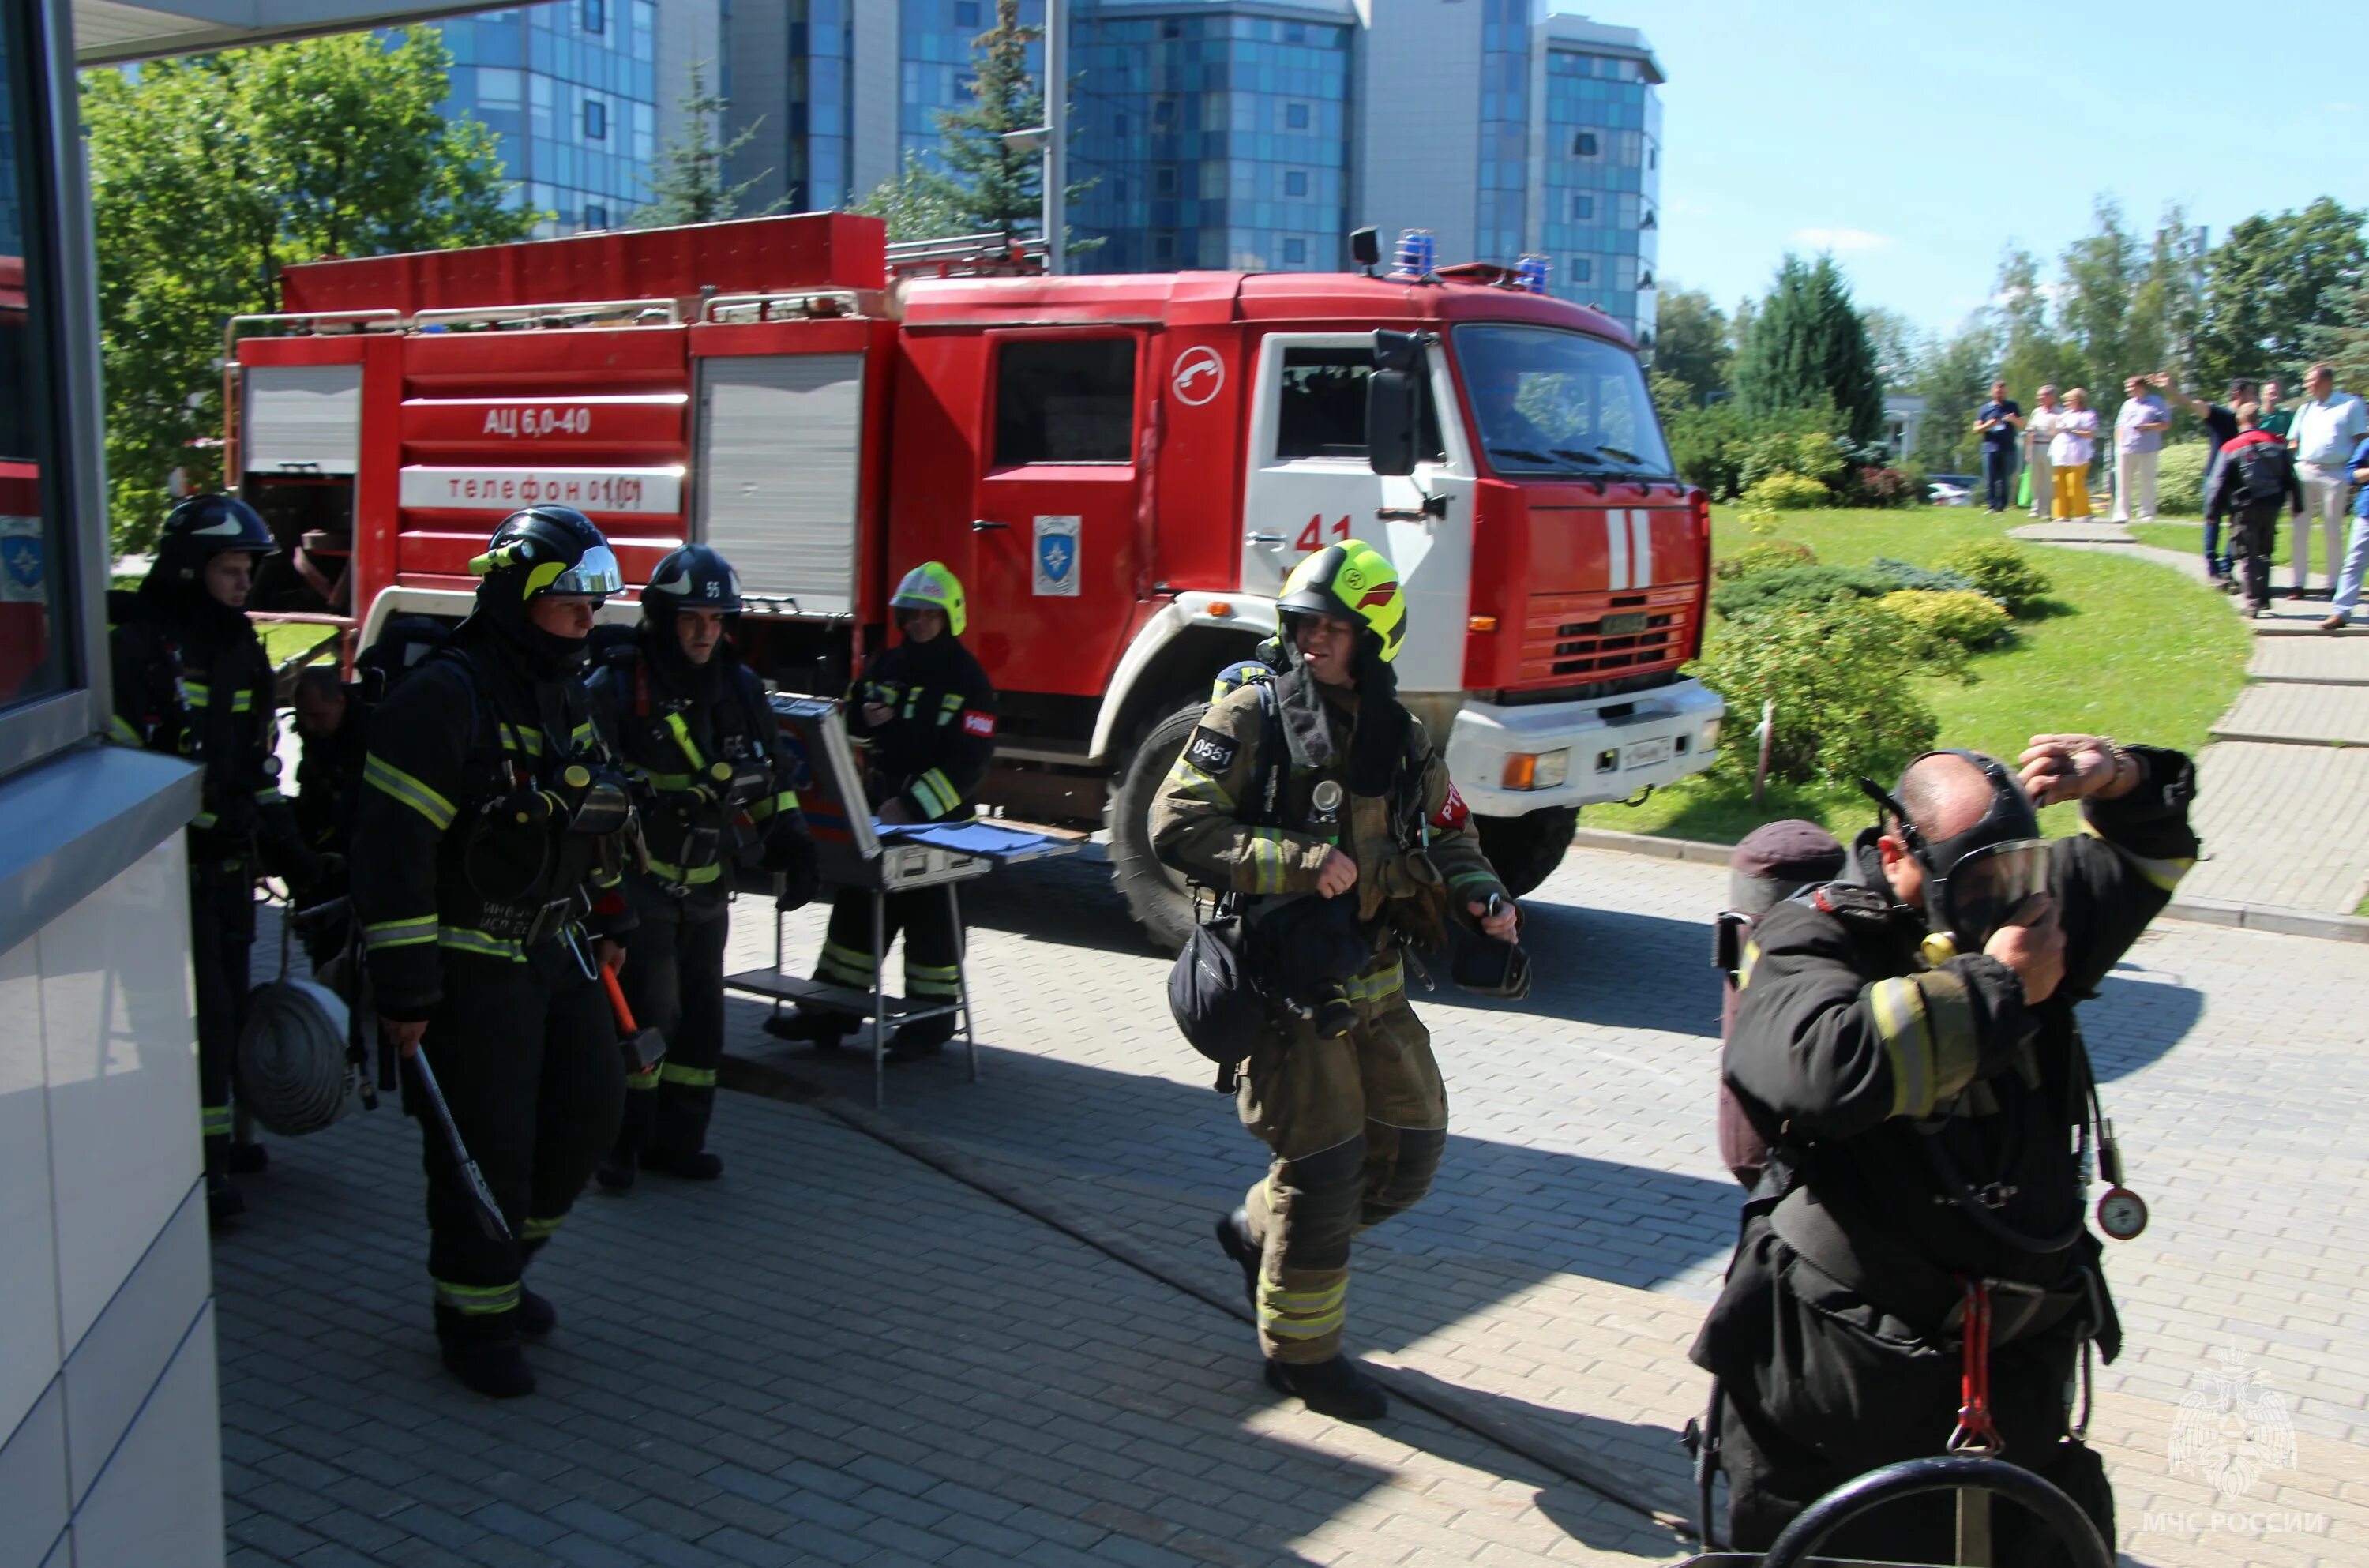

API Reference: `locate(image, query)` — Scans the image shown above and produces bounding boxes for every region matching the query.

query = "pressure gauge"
[2097,1187,2149,1242]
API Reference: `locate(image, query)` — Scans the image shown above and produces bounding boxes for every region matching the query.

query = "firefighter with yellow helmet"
[1151,541,1519,1420]
[768,562,1000,1061]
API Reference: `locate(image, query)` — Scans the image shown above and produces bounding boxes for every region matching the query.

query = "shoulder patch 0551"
[1184,726,1238,775]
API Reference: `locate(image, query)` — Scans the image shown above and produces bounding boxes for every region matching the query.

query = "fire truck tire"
[1107,703,1204,954]
[1473,806,1579,900]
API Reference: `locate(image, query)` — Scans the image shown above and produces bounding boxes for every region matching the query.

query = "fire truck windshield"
[1452,324,1673,481]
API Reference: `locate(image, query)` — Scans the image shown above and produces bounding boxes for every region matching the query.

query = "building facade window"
[585,203,609,228]
[0,0,80,723]
[424,2,659,236]
[1573,131,1597,157]
[1072,10,1353,278]
[1572,193,1593,220]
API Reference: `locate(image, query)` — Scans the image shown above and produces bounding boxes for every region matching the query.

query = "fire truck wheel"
[1473,806,1579,900]
[1107,703,1205,953]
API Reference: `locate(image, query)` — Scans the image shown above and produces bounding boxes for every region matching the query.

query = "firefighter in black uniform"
[766,561,997,1061]
[108,495,317,1224]
[588,544,817,1191]
[350,505,634,1399]
[1694,733,2199,1556]
[1151,542,1520,1421]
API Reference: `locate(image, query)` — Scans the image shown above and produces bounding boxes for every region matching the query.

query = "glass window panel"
[0,5,70,707]
[994,338,1136,465]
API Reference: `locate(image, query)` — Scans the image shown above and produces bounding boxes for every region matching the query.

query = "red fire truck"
[228,213,1721,943]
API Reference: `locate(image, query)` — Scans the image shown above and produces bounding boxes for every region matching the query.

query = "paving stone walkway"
[214,840,2369,1568]
[2009,522,2369,916]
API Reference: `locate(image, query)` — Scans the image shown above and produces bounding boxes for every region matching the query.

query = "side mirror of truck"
[1368,329,1426,478]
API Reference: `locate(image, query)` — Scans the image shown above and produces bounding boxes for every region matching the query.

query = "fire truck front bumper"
[1444,677,1726,817]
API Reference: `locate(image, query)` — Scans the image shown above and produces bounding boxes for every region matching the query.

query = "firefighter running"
[766,561,997,1062]
[1151,542,1518,1421]
[589,544,817,1191]
[349,505,636,1399]
[1692,734,2198,1555]
[107,495,318,1225]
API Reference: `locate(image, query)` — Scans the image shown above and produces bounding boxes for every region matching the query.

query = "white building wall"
[0,835,220,1568]
[1355,0,1485,268]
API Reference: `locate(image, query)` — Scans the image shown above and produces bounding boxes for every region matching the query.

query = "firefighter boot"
[227,1140,269,1175]
[435,1307,535,1400]
[594,1150,637,1191]
[517,1287,557,1338]
[640,1146,724,1180]
[764,1006,856,1052]
[1265,1355,1389,1422]
[1215,1206,1260,1307]
[887,1011,958,1063]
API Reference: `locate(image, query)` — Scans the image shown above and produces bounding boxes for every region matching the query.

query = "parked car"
[1926,474,1977,507]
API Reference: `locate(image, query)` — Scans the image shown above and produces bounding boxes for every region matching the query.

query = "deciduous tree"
[2194,197,2367,386]
[1646,285,1731,407]
[84,28,535,550]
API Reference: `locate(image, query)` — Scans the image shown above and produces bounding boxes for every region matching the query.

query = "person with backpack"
[1150,542,1519,1422]
[764,561,997,1062]
[107,494,319,1225]
[588,545,817,1191]
[2207,403,2304,617]
[349,505,636,1398]
[1690,734,2198,1555]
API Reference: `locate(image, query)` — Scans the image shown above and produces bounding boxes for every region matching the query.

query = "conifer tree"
[1731,254,1885,444]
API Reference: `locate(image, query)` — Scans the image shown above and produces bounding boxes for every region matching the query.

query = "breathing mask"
[1860,750,2051,955]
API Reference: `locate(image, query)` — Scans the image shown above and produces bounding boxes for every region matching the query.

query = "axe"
[600,962,667,1075]
[409,1045,511,1242]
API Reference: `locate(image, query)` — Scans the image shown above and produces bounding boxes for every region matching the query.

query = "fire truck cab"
[230,214,1721,945]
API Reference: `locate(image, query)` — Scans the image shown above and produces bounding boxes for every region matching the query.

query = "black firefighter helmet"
[466,505,621,670]
[640,543,742,623]
[154,493,277,585]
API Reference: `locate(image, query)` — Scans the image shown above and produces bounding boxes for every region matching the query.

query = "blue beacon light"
[1393,229,1436,279]
[1515,253,1550,294]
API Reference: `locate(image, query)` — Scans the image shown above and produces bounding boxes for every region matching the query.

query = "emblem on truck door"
[1171,347,1225,407]
[1034,516,1081,597]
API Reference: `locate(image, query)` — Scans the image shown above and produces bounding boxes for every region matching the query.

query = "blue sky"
[1639,0,2362,337]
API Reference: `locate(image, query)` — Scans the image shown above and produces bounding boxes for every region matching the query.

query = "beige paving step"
[2251,636,2369,685]
[2183,740,2369,911]
[2213,683,2369,745]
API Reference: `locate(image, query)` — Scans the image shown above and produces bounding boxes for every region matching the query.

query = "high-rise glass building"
[428,2,663,237]
[1071,4,1353,274]
[726,0,858,215]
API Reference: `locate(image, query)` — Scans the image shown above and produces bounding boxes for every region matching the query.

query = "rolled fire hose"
[234,977,359,1137]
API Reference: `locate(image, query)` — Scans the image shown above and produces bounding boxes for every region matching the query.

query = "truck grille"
[1520,587,1696,683]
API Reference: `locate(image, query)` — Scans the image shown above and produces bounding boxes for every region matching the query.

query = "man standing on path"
[2207,403,2303,617]
[2025,386,2061,519]
[2316,428,2369,632]
[1973,381,2023,513]
[2110,375,2170,523]
[2168,377,2254,583]
[2292,364,2367,601]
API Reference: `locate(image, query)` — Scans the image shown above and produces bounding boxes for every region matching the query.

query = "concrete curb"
[715,1048,1699,1541]
[1568,824,2369,943]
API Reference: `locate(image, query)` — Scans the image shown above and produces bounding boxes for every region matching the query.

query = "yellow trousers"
[2052,465,2092,520]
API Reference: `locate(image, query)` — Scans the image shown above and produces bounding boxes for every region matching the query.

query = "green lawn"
[1579,505,2251,847]
[260,620,343,669]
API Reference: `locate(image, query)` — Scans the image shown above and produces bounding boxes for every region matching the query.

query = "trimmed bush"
[1714,538,1819,581]
[1690,598,1944,786]
[2153,441,2210,516]
[1712,561,1901,621]
[1934,540,2053,615]
[1878,589,2011,654]
[1870,557,1979,594]
[1738,471,1833,512]
[1845,465,1919,508]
